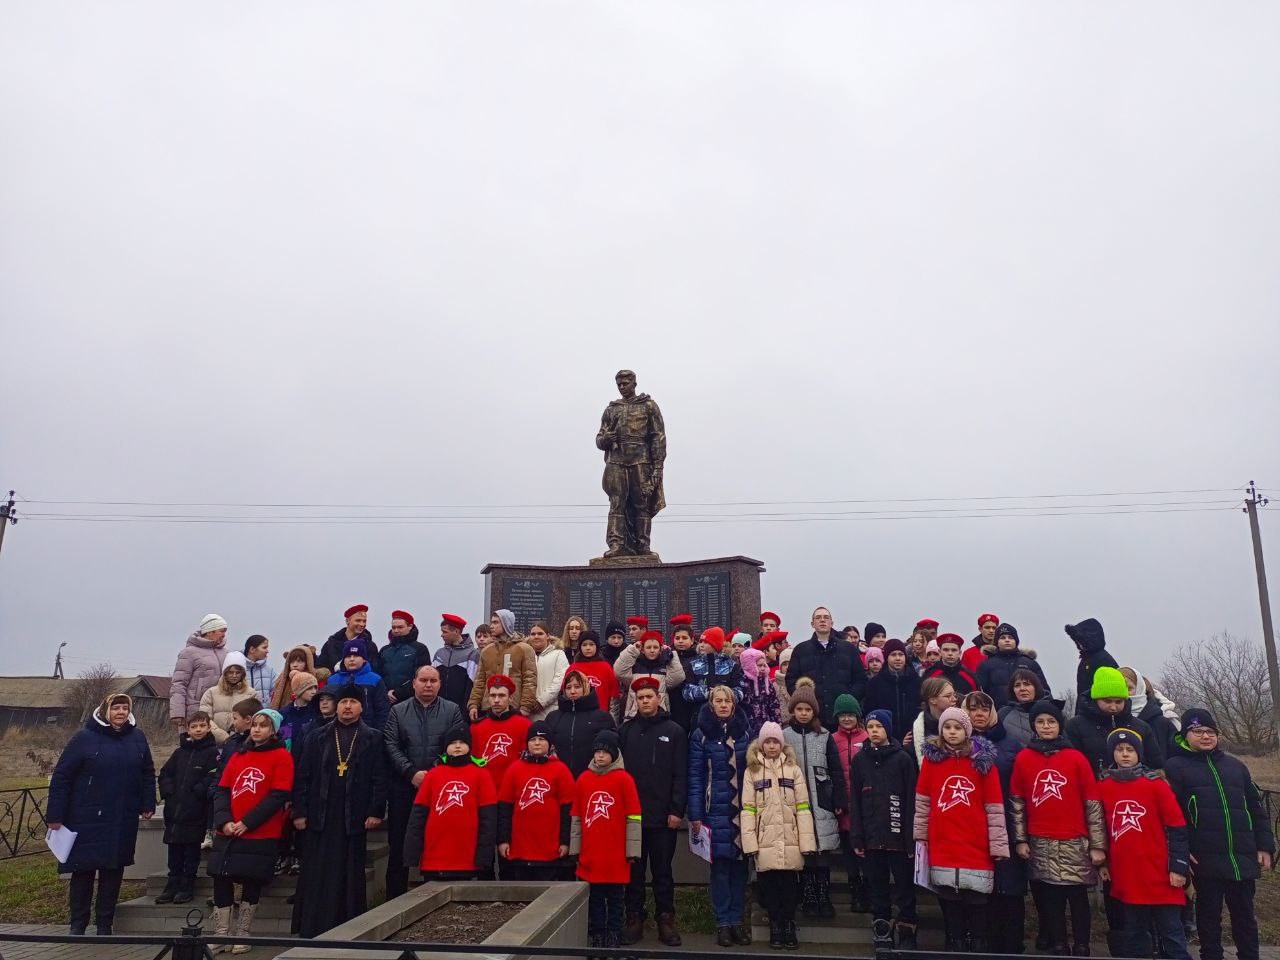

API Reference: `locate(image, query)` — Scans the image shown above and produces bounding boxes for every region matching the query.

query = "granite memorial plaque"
[687,571,732,634]
[621,576,672,627]
[567,578,615,633]
[501,577,552,633]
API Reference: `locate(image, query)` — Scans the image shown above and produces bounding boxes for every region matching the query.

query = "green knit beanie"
[1090,666,1129,701]
[833,693,862,718]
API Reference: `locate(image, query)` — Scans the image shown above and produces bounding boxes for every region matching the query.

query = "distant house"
[0,675,172,735]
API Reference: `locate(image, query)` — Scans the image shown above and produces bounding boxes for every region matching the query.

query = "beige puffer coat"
[199,681,262,744]
[740,741,818,872]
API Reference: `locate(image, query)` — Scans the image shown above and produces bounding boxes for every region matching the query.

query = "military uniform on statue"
[290,684,387,938]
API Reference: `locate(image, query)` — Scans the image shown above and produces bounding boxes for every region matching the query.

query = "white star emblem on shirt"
[231,768,264,800]
[483,733,513,760]
[938,775,975,812]
[519,777,552,810]
[436,780,470,814]
[585,790,614,826]
[1111,799,1147,840]
[1033,770,1069,807]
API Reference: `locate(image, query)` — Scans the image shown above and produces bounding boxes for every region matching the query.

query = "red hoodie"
[412,759,497,872]
[914,738,1008,872]
[1010,747,1097,840]
[1097,772,1188,905]
[500,756,576,862]
[571,761,642,884]
[565,661,620,708]
[218,743,294,840]
[471,710,532,790]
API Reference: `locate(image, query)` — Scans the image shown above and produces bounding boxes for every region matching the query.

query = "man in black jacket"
[786,606,867,727]
[618,678,687,948]
[381,611,433,705]
[382,666,464,898]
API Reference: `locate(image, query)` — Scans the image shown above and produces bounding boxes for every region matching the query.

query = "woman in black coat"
[48,693,157,936]
[543,672,615,777]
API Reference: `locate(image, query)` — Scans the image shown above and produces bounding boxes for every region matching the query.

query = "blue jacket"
[687,704,750,861]
[682,653,744,703]
[48,714,157,874]
[327,662,391,729]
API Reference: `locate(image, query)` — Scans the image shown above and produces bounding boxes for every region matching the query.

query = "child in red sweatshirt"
[471,675,532,794]
[914,706,1009,952]
[1010,701,1106,956]
[498,721,576,881]
[570,729,642,952]
[1097,728,1191,960]
[402,725,496,880]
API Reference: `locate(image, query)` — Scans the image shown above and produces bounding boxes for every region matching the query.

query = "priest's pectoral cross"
[337,761,348,777]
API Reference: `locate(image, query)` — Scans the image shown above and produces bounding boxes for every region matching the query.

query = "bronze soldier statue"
[595,369,666,559]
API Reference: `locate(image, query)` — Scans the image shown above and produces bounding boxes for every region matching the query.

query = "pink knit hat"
[939,706,973,737]
[758,721,785,744]
[864,647,885,665]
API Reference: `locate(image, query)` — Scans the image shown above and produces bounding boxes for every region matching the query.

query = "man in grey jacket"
[382,665,463,898]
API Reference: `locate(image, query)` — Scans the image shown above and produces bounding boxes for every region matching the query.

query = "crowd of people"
[44,604,1276,959]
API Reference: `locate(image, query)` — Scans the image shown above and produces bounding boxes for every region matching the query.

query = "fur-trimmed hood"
[922,733,998,773]
[747,739,799,771]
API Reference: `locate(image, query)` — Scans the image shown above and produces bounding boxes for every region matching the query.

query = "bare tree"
[1161,633,1277,751]
[63,663,120,723]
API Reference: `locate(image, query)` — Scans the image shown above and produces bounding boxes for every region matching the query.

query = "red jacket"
[411,758,497,872]
[499,756,576,862]
[471,710,532,790]
[218,743,294,840]
[1010,746,1098,840]
[571,760,642,884]
[566,661,620,708]
[961,644,985,675]
[832,726,869,833]
[1097,771,1189,905]
[914,738,1008,871]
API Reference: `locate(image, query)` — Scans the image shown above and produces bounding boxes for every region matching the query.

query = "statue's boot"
[634,515,653,554]
[604,513,628,557]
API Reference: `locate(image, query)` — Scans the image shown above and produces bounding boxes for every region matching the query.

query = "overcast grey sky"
[2,3,1278,693]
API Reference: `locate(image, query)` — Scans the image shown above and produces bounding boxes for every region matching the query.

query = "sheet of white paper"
[46,825,77,864]
[688,825,712,863]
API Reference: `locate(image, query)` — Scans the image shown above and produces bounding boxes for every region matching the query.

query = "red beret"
[914,618,939,630]
[760,611,781,624]
[640,630,665,643]
[669,613,693,627]
[441,613,467,629]
[936,633,965,648]
[630,676,661,693]
[486,674,516,694]
[391,610,414,627]
[344,604,369,620]
[753,630,789,651]
[700,627,726,653]
[626,616,648,627]
[977,613,999,627]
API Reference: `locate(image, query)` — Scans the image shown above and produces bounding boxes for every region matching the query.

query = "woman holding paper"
[48,693,157,936]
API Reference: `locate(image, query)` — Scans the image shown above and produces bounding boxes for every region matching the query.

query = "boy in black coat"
[1066,667,1162,776]
[1164,709,1276,960]
[848,709,918,950]
[157,711,219,904]
[1064,618,1118,715]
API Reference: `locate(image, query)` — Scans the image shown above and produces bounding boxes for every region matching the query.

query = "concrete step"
[748,922,946,947]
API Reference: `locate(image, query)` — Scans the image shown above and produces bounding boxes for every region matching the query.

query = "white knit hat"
[199,613,228,634]
[221,651,248,675]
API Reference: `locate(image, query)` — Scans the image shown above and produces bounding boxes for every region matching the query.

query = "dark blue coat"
[982,716,1028,896]
[687,704,750,862]
[48,716,157,874]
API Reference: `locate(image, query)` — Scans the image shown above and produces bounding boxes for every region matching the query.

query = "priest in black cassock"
[290,682,387,937]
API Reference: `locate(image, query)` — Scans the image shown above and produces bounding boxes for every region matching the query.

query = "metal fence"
[0,787,48,859]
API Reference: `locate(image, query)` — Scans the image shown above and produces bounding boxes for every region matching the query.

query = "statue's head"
[615,369,637,399]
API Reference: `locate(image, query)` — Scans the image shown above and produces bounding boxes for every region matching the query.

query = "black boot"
[769,919,784,949]
[172,877,194,905]
[896,921,918,950]
[732,922,753,945]
[851,877,871,914]
[784,920,799,950]
[815,871,835,919]
[155,879,178,904]
[717,926,734,947]
[800,873,818,917]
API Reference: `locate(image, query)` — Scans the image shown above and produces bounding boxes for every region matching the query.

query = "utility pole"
[0,490,15,557]
[1244,481,1280,734]
[53,643,66,680]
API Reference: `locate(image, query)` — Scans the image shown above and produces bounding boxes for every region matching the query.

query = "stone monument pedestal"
[481,556,765,636]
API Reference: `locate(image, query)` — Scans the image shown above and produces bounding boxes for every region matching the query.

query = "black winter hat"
[1181,708,1219,734]
[579,629,601,648]
[864,622,887,641]
[1107,727,1145,762]
[445,724,472,748]
[995,623,1020,644]
[332,682,369,707]
[527,721,553,743]
[1029,699,1066,731]
[604,622,626,640]
[592,729,621,761]
[1064,618,1105,653]
[882,637,908,657]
